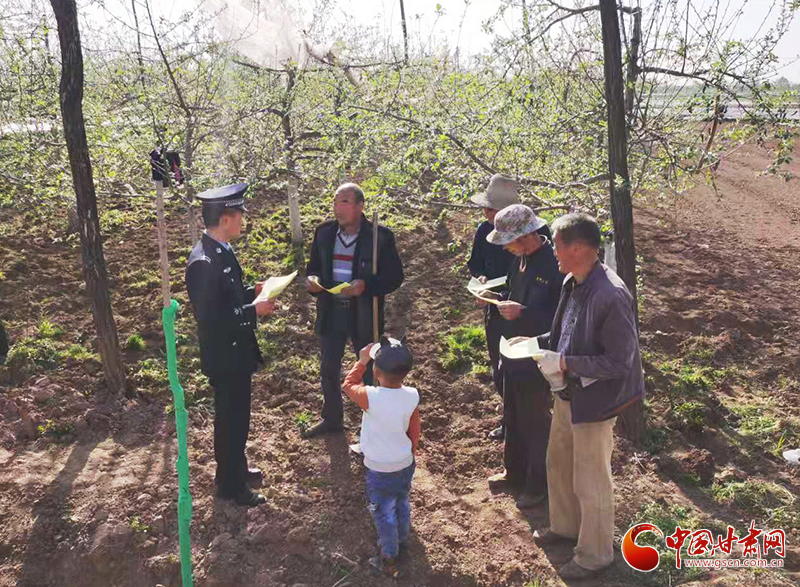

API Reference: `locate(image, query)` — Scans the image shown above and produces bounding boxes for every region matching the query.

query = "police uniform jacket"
[185,233,263,380]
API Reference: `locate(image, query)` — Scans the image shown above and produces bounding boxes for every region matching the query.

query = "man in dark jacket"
[304,183,404,438]
[467,174,518,440]
[479,204,563,510]
[531,213,644,580]
[185,183,276,507]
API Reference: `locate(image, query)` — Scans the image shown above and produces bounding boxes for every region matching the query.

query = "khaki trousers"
[546,397,617,570]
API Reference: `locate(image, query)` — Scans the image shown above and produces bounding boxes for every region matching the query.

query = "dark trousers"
[503,372,552,496]
[211,371,252,497]
[484,308,504,411]
[320,304,374,425]
[0,319,8,361]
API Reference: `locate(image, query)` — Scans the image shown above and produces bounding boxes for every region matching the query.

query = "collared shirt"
[205,232,233,252]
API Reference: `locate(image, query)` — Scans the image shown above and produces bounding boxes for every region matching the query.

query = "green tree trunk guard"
[163,300,194,587]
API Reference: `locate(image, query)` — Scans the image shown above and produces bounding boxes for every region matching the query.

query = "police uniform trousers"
[503,370,552,496]
[320,300,374,425]
[212,370,252,497]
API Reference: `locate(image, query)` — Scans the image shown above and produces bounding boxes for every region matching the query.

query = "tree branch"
[344,104,606,195]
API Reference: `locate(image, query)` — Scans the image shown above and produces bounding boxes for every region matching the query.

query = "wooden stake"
[372,209,379,343]
[155,179,171,308]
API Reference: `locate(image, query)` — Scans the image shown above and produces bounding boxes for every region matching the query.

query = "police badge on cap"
[196,182,249,212]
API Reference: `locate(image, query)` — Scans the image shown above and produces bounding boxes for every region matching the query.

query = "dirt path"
[1,139,799,587]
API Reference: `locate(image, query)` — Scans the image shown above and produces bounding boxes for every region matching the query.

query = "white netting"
[199,0,308,66]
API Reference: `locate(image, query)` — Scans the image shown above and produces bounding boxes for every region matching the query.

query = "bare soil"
[0,138,798,587]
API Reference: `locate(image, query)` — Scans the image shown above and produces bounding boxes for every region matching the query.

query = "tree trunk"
[283,67,303,244]
[399,0,409,65]
[184,119,199,244]
[49,0,128,397]
[624,8,642,123]
[599,0,644,443]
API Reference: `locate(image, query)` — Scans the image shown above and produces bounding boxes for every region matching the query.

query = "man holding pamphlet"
[305,183,404,438]
[185,182,281,507]
[478,204,562,509]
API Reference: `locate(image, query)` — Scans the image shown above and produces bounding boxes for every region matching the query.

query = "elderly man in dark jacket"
[480,204,563,510]
[305,183,404,438]
[531,213,644,581]
[466,174,519,440]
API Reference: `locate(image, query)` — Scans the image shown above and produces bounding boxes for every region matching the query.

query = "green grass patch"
[294,410,313,433]
[727,402,800,456]
[128,515,150,533]
[124,333,146,351]
[134,358,169,387]
[37,419,75,438]
[64,343,98,361]
[5,337,61,372]
[710,480,796,523]
[440,325,487,373]
[626,501,706,585]
[37,318,64,339]
[673,401,707,431]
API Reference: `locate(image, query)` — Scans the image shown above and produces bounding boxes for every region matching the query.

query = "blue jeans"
[365,461,415,559]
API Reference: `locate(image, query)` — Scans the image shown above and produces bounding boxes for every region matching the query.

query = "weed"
[644,427,668,454]
[727,403,800,456]
[37,318,64,339]
[128,516,150,533]
[125,333,146,351]
[294,410,313,432]
[64,344,97,361]
[469,363,491,378]
[710,480,795,521]
[37,419,75,438]
[134,358,169,386]
[6,337,60,372]
[440,325,487,372]
[442,307,462,320]
[673,401,707,430]
[284,356,320,380]
[682,336,716,365]
[627,501,706,585]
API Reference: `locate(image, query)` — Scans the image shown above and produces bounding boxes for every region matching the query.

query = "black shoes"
[233,488,267,507]
[533,528,577,546]
[488,425,505,440]
[302,420,344,438]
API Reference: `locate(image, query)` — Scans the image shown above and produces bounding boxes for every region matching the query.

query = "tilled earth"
[0,139,799,587]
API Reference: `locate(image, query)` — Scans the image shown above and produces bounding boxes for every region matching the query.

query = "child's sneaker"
[369,555,403,578]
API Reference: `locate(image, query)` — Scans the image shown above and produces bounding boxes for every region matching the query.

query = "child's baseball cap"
[370,335,413,375]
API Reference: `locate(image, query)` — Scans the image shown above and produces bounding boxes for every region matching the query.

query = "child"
[343,336,420,578]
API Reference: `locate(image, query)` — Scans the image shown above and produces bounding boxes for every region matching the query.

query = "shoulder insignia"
[216,247,223,253]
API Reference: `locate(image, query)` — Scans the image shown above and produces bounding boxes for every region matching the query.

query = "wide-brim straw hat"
[486,204,547,245]
[470,174,520,210]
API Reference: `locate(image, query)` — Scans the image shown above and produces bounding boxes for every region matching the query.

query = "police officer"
[185,183,275,507]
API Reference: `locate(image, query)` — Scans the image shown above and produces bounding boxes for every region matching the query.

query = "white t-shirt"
[360,385,420,473]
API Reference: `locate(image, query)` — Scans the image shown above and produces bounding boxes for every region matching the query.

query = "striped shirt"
[332,229,358,286]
